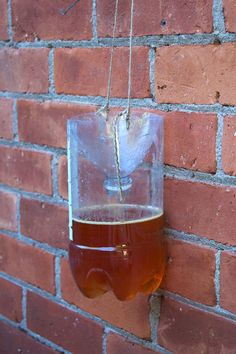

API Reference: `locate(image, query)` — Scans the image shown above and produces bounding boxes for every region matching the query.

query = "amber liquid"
[69,204,166,301]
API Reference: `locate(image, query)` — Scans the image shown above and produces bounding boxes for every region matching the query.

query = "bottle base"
[69,205,166,301]
[69,241,165,301]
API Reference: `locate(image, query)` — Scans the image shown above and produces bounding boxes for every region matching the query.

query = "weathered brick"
[0,0,8,40]
[12,0,92,41]
[165,179,236,245]
[0,234,55,293]
[224,0,236,33]
[27,291,103,354]
[55,47,150,98]
[0,98,13,139]
[107,333,160,354]
[163,239,216,306]
[0,146,52,195]
[18,100,96,148]
[155,43,236,105]
[97,0,213,37]
[20,198,68,249]
[222,116,236,176]
[220,252,236,314]
[165,112,217,173]
[158,297,236,353]
[61,257,151,338]
[58,155,68,199]
[0,190,17,232]
[0,321,57,354]
[0,49,49,93]
[0,277,22,322]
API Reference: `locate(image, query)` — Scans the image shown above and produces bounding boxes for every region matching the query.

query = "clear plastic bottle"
[67,111,166,301]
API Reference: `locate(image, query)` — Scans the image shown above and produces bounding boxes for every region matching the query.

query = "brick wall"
[0,1,236,353]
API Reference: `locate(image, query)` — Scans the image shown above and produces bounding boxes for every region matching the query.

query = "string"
[113,115,123,202]
[59,0,81,16]
[112,0,135,201]
[99,0,135,125]
[126,0,134,128]
[99,0,120,119]
[98,0,135,201]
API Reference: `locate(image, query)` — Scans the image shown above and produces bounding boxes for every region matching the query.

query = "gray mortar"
[213,0,226,34]
[215,250,221,306]
[7,0,13,41]
[149,294,162,344]
[92,0,98,41]
[12,99,19,141]
[48,49,56,94]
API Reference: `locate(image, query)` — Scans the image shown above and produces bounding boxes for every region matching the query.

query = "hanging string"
[99,0,120,119]
[113,0,135,201]
[59,0,81,16]
[99,0,134,126]
[97,0,135,201]
[128,0,135,108]
[113,115,123,202]
[106,0,120,117]
[123,0,134,129]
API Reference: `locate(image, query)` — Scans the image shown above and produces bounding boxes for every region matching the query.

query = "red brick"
[55,47,150,98]
[12,0,92,41]
[0,321,57,354]
[58,155,68,199]
[61,257,151,338]
[220,252,236,314]
[163,239,216,306]
[155,43,236,105]
[224,0,236,33]
[0,0,8,40]
[18,100,96,148]
[0,98,13,139]
[222,116,236,176]
[0,234,55,293]
[165,112,217,173]
[0,49,49,93]
[0,146,52,195]
[0,277,22,322]
[0,190,17,232]
[165,179,236,245]
[158,297,236,353]
[97,0,213,37]
[107,333,160,354]
[27,291,103,354]
[20,198,68,249]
